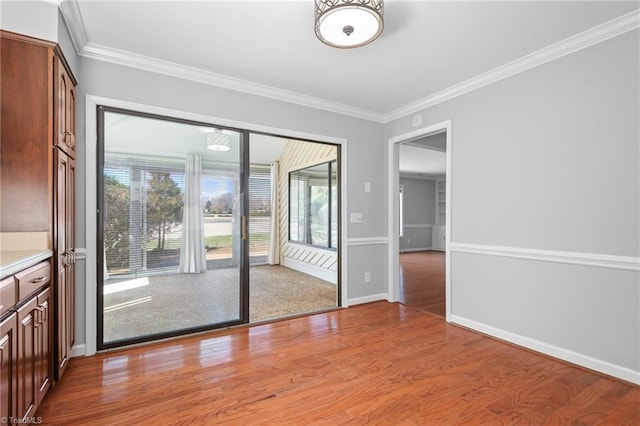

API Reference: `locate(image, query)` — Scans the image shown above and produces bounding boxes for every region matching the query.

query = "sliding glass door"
[97,107,248,348]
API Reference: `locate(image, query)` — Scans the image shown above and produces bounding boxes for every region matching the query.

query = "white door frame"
[387,119,452,322]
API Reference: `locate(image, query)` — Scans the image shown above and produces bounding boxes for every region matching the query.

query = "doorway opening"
[398,133,446,317]
[388,120,451,321]
[97,107,340,349]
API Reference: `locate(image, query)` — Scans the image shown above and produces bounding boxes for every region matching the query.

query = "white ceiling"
[65,1,638,174]
[399,145,446,178]
[65,1,639,119]
[104,111,288,165]
[399,132,446,177]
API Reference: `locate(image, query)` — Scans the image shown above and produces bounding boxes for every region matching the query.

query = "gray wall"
[387,30,640,378]
[0,0,58,42]
[74,57,387,346]
[399,177,436,251]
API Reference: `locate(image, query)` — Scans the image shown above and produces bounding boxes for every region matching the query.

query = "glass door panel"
[98,108,247,348]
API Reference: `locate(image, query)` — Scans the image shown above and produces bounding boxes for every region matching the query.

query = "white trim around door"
[84,94,349,356]
[387,119,452,322]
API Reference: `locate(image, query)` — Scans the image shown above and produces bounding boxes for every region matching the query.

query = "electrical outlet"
[364,272,371,283]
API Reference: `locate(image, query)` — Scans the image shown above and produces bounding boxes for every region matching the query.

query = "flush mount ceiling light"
[315,0,384,48]
[206,131,231,152]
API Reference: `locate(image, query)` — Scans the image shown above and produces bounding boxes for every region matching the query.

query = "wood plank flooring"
[38,302,639,425]
[399,251,445,317]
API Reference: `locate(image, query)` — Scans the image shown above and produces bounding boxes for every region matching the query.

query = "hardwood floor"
[38,302,638,425]
[399,251,445,317]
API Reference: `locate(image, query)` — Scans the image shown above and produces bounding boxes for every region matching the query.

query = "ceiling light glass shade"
[315,0,383,48]
[206,131,231,152]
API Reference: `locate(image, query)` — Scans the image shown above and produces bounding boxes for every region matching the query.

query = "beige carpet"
[103,265,337,343]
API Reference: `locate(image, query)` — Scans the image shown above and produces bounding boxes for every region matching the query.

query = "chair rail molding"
[346,237,388,246]
[450,243,640,272]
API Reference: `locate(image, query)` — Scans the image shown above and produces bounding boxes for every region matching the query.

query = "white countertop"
[0,249,53,279]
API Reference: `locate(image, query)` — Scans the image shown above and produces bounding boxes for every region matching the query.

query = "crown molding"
[59,0,88,55]
[79,42,384,122]
[383,9,640,123]
[58,1,638,125]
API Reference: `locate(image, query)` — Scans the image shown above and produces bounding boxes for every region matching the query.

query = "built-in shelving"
[436,179,446,226]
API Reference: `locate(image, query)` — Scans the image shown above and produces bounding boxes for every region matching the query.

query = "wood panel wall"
[277,140,337,282]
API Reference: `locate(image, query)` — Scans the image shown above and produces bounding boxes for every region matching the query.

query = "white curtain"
[267,161,280,265]
[179,153,207,273]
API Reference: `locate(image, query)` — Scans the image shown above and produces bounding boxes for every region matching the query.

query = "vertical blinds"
[249,164,272,264]
[103,155,273,275]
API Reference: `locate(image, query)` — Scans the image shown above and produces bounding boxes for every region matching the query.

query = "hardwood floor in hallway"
[37,301,639,425]
[399,250,445,317]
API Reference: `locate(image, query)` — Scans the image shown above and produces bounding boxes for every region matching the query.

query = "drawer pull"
[31,276,47,283]
[64,130,75,148]
[33,306,46,326]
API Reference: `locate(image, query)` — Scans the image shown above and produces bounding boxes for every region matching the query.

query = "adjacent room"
[398,132,447,318]
[99,109,339,346]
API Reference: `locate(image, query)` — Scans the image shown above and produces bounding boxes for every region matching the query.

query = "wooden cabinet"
[54,151,76,379]
[15,286,51,421]
[0,29,77,403]
[0,33,53,233]
[34,287,52,407]
[53,43,77,381]
[0,313,18,421]
[0,261,52,422]
[16,296,37,420]
[54,54,77,159]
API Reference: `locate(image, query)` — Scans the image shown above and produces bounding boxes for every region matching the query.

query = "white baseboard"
[400,247,434,253]
[451,314,640,385]
[347,293,388,306]
[283,257,337,284]
[71,343,86,358]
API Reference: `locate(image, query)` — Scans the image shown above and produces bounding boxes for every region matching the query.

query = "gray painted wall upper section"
[77,58,386,243]
[57,10,79,77]
[0,0,58,42]
[399,177,437,250]
[388,30,639,258]
[401,177,436,226]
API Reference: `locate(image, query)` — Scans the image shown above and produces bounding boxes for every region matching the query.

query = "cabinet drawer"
[15,261,51,301]
[0,276,16,316]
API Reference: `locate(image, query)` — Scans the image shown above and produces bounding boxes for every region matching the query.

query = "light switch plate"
[350,212,363,223]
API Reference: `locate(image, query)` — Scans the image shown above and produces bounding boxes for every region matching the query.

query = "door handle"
[241,216,247,241]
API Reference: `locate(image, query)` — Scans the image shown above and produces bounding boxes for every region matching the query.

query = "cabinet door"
[16,297,37,420]
[0,35,52,232]
[0,313,18,420]
[66,78,76,156]
[54,55,76,159]
[67,156,76,356]
[35,287,52,406]
[55,151,75,380]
